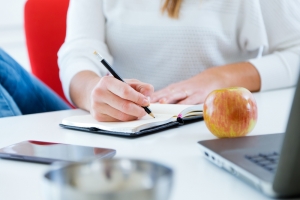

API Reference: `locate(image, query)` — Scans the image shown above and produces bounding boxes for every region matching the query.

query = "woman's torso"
[102,0,265,90]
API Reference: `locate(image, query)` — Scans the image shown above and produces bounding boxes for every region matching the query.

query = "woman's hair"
[161,0,183,18]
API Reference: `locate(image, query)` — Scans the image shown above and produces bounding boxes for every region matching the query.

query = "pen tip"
[93,51,98,55]
[149,113,155,118]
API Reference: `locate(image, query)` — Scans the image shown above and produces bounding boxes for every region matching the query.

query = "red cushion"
[24,0,70,105]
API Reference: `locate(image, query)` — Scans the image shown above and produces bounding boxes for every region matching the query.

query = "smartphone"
[0,140,116,164]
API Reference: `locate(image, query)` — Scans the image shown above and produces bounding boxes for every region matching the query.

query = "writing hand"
[90,76,154,122]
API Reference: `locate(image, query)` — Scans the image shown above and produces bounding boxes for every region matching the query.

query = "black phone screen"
[0,140,116,164]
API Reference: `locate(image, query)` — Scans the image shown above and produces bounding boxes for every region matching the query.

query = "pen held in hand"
[93,51,155,118]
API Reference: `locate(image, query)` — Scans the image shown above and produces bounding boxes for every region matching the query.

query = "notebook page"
[62,114,175,133]
[149,104,203,117]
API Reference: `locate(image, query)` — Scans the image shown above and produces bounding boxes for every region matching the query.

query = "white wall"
[0,0,31,71]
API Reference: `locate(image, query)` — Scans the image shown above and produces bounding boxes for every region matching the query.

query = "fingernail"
[147,96,151,101]
[143,97,149,106]
[159,98,167,104]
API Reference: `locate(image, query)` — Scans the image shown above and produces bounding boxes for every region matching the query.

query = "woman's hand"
[151,62,261,104]
[70,71,154,122]
[90,77,154,122]
[151,68,225,105]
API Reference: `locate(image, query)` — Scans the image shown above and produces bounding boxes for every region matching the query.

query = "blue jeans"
[0,48,70,117]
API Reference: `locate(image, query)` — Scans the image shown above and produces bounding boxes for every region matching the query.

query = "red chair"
[24,0,70,105]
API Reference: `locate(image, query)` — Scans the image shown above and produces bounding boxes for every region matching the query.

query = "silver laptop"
[198,74,300,198]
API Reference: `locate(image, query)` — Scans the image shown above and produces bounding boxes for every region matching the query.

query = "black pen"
[94,51,155,118]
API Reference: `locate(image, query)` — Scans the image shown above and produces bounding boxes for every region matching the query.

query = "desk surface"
[0,88,296,200]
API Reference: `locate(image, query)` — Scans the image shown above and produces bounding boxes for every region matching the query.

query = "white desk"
[0,88,295,200]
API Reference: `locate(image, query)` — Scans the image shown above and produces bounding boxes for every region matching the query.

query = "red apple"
[203,87,257,138]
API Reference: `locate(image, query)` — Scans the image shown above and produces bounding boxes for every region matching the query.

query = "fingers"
[92,77,150,107]
[91,101,144,122]
[126,79,154,97]
[151,84,189,104]
[152,88,207,105]
[158,90,188,104]
[177,91,209,104]
[177,94,202,105]
[151,88,173,103]
[104,77,150,107]
[103,88,147,118]
[90,76,150,121]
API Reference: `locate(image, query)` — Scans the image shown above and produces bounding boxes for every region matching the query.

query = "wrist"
[70,71,101,111]
[85,75,101,111]
[203,62,261,92]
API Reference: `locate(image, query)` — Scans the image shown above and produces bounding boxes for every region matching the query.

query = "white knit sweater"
[58,0,300,103]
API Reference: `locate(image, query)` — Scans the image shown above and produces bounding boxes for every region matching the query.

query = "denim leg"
[0,48,70,116]
[0,84,22,117]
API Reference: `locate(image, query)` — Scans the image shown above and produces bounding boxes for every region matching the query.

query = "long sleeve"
[58,0,300,104]
[58,0,112,103]
[247,1,300,91]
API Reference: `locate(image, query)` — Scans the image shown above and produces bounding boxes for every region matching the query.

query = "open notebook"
[60,104,203,137]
